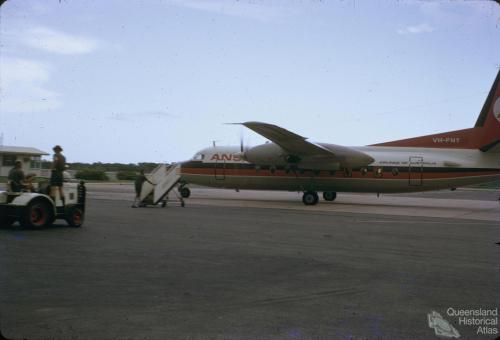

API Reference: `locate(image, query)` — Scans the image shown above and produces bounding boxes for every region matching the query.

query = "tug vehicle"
[0,180,86,228]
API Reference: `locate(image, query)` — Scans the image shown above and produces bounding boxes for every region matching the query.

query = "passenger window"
[374,167,383,178]
[392,168,399,176]
[361,167,368,176]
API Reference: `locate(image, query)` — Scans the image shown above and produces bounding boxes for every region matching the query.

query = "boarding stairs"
[139,163,182,205]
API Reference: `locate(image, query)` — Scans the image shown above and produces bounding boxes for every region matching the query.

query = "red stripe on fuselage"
[180,167,500,180]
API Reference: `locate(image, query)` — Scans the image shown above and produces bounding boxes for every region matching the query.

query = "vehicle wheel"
[302,191,319,206]
[180,187,191,198]
[20,199,53,228]
[323,191,337,201]
[66,206,84,228]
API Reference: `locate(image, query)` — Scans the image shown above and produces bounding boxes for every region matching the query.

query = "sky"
[0,0,499,163]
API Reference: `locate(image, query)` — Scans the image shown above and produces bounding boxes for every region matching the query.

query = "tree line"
[41,161,162,181]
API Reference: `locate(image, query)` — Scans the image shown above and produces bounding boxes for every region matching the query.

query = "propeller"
[240,130,245,153]
[237,129,249,160]
[224,123,250,160]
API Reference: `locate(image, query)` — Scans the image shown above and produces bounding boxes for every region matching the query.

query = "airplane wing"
[242,121,333,156]
[241,121,374,167]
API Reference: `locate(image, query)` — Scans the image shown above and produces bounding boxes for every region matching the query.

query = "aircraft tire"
[180,187,191,198]
[302,191,319,206]
[323,191,337,201]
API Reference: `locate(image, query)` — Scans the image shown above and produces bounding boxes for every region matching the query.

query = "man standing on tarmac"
[132,169,154,208]
[8,161,26,192]
[50,145,66,205]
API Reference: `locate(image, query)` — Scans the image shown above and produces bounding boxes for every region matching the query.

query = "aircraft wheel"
[302,191,319,206]
[180,187,191,198]
[323,191,337,201]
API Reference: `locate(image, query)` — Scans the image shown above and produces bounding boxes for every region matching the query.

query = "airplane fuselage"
[175,71,500,204]
[179,145,500,194]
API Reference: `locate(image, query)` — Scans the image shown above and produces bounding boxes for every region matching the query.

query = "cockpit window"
[192,153,204,161]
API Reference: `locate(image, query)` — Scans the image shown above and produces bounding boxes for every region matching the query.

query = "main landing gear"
[302,191,319,205]
[302,191,337,205]
[322,191,337,201]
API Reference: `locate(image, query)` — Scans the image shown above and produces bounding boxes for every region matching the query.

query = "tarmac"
[0,184,499,339]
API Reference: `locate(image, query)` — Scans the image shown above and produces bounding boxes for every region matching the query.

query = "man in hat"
[132,169,154,208]
[8,160,26,192]
[50,145,66,205]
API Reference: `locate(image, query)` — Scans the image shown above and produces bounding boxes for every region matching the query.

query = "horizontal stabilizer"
[480,139,500,153]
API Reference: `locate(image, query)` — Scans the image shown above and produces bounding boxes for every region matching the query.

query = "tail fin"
[476,70,500,152]
[372,69,500,150]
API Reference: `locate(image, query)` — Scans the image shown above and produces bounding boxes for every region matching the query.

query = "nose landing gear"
[178,186,191,198]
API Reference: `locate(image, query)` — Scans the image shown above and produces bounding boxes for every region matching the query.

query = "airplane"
[176,70,500,205]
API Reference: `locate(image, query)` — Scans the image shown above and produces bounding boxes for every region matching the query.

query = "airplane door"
[215,160,225,180]
[408,156,423,186]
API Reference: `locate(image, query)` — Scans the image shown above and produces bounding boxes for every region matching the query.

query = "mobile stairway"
[139,163,184,207]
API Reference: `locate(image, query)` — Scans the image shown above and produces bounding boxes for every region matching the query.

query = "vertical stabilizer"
[476,70,500,151]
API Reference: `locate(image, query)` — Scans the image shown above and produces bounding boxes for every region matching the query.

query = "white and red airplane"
[178,71,500,205]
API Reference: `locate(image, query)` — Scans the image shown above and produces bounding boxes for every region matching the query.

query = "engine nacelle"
[243,143,288,166]
[243,142,342,170]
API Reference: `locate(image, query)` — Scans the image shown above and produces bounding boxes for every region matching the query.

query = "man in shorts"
[132,169,154,208]
[50,145,66,205]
